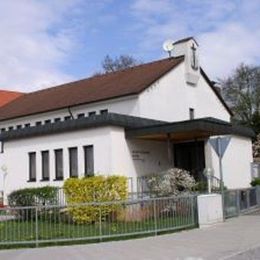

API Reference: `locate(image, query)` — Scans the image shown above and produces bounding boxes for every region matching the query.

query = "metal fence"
[0,195,197,248]
[224,186,260,218]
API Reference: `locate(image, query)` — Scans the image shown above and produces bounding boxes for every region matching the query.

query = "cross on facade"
[191,43,198,70]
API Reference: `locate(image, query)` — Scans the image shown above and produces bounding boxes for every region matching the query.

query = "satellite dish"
[163,39,174,56]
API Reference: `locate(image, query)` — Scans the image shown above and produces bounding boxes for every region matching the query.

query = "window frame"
[69,147,78,178]
[84,145,94,177]
[54,149,63,181]
[41,150,50,181]
[28,152,36,182]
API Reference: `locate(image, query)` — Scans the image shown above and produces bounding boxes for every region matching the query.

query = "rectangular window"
[54,118,61,123]
[25,123,30,128]
[64,116,71,121]
[1,128,5,132]
[29,152,36,182]
[100,109,108,114]
[77,113,85,119]
[35,121,42,126]
[55,149,63,180]
[16,125,22,129]
[41,151,49,181]
[84,145,94,177]
[44,119,51,124]
[8,126,14,131]
[69,147,78,177]
[189,108,195,120]
[88,111,96,117]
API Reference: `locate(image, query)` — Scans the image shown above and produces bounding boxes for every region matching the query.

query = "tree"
[221,64,260,133]
[96,55,140,74]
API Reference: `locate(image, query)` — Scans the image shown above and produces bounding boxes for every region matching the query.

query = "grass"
[0,215,197,249]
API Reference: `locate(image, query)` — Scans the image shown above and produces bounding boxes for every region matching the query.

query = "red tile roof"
[0,90,23,108]
[0,57,184,121]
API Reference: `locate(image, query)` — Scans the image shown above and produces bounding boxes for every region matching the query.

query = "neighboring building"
[0,37,254,199]
[0,90,23,107]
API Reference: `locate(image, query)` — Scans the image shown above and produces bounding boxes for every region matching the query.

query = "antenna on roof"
[163,39,174,57]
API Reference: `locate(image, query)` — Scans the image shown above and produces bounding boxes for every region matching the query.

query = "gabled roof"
[0,90,23,107]
[0,56,184,122]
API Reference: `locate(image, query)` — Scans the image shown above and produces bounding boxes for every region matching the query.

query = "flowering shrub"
[146,168,196,197]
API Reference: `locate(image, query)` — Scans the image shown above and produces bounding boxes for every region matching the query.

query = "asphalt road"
[0,210,259,260]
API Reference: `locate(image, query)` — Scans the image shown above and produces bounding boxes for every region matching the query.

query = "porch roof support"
[167,133,174,166]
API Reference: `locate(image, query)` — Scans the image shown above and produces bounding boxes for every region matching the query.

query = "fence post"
[236,190,240,216]
[99,206,102,242]
[257,186,260,207]
[246,189,250,210]
[153,199,157,235]
[35,206,39,247]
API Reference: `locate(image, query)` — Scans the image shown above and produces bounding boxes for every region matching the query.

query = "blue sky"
[0,0,260,92]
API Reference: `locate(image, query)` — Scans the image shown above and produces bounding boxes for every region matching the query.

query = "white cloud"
[131,0,260,80]
[0,0,81,92]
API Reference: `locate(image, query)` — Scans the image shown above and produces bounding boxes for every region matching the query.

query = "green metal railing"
[0,195,198,248]
[224,186,260,218]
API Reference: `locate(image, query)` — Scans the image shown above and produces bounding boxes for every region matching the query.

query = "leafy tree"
[221,63,260,133]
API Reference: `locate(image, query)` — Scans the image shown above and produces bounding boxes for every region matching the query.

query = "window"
[77,113,85,119]
[1,128,5,133]
[45,119,51,124]
[69,147,78,177]
[29,152,36,182]
[16,125,22,129]
[55,149,63,180]
[88,111,96,117]
[54,118,61,123]
[8,126,14,131]
[64,116,71,121]
[189,108,195,120]
[41,151,49,181]
[35,121,42,126]
[84,145,94,177]
[100,109,108,115]
[25,123,30,128]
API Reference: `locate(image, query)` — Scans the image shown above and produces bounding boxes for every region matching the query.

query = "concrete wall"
[197,194,223,228]
[138,63,230,122]
[205,135,253,189]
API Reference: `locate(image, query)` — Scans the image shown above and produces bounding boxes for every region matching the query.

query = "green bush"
[63,175,128,224]
[251,178,260,187]
[8,186,59,220]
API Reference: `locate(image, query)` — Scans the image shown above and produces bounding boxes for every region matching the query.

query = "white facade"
[0,37,254,199]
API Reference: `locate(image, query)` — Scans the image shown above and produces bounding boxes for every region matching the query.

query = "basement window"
[44,119,51,124]
[1,128,5,133]
[64,116,71,121]
[16,125,22,130]
[36,121,42,126]
[8,126,14,131]
[25,123,30,128]
[54,118,61,123]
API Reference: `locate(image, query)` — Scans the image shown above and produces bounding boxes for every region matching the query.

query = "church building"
[0,37,254,199]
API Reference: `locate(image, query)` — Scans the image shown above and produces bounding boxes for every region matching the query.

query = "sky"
[0,0,260,92]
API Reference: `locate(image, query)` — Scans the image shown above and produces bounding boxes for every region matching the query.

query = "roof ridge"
[23,56,184,97]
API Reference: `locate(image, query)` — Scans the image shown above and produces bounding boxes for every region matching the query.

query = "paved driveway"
[0,210,259,260]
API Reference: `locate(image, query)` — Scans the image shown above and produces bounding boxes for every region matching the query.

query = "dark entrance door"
[174,141,205,181]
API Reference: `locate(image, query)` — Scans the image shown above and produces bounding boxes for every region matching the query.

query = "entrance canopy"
[126,117,255,142]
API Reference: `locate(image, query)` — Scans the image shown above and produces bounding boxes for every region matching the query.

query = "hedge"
[251,178,260,187]
[63,175,128,224]
[8,186,59,220]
